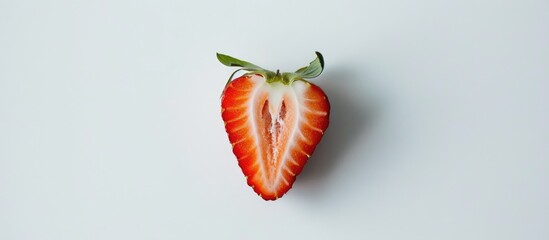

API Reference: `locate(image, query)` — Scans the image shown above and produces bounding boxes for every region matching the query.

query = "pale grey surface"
[1,0,548,239]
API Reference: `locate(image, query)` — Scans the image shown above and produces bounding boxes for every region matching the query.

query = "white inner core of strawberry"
[253,80,301,189]
[262,100,286,175]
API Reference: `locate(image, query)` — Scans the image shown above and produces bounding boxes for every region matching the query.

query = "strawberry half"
[218,52,330,200]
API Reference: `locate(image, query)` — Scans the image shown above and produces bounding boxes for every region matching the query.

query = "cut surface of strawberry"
[218,52,330,200]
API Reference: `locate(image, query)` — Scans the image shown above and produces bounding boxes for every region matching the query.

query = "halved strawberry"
[218,52,330,200]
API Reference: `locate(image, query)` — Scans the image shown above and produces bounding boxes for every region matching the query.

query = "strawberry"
[218,52,330,200]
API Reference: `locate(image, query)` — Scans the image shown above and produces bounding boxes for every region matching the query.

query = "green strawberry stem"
[217,52,324,87]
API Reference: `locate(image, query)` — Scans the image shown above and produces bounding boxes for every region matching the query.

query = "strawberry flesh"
[222,74,329,200]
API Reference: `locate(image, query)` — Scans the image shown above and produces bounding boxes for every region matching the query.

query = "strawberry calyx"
[217,52,324,92]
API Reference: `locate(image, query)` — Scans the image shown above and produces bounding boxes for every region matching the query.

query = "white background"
[1,0,548,239]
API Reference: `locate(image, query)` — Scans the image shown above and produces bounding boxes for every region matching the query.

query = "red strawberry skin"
[221,74,330,200]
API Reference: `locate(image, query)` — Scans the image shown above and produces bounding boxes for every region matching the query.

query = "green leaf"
[216,53,263,70]
[294,51,324,79]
